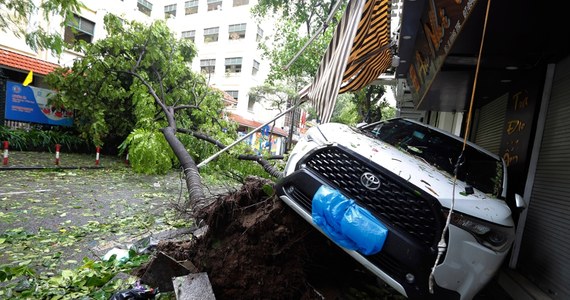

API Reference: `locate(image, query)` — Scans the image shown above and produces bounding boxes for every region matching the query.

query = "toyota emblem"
[360,172,381,190]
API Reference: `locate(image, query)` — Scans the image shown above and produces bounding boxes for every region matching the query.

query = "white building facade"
[167,0,272,116]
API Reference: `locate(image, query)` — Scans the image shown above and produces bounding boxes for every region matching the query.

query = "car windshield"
[360,119,503,196]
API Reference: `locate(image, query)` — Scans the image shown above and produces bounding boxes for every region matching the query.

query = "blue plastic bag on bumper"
[312,185,387,255]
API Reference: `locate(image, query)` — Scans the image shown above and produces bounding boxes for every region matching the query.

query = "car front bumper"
[276,168,461,299]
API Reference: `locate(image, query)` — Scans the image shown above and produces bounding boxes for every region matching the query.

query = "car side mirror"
[515,193,526,209]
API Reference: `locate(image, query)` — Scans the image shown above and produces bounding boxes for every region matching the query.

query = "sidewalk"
[0,152,194,280]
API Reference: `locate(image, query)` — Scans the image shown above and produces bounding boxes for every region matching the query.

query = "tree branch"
[177,128,227,149]
[173,104,200,111]
[178,128,284,178]
[238,154,283,178]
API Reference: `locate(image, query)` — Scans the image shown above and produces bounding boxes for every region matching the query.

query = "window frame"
[252,60,260,75]
[207,0,222,11]
[256,26,264,42]
[228,23,247,40]
[185,0,198,14]
[204,27,220,43]
[181,30,195,42]
[225,90,239,101]
[164,3,177,18]
[64,14,95,44]
[247,95,256,111]
[225,57,243,73]
[233,0,249,7]
[137,0,153,16]
[200,59,216,74]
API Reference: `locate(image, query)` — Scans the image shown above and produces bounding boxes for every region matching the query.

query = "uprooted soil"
[152,176,403,300]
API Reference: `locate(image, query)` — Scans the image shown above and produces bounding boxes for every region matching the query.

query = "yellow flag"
[23,70,33,86]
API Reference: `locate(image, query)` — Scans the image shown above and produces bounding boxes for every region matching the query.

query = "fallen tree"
[46,14,283,216]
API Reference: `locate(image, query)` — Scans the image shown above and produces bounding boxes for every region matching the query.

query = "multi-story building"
[169,0,270,115]
[162,0,288,153]
[0,0,288,153]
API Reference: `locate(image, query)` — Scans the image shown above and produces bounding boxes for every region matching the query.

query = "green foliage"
[119,129,176,175]
[330,87,396,125]
[253,0,398,124]
[0,125,89,152]
[252,0,344,35]
[249,83,296,111]
[45,14,200,148]
[185,132,277,184]
[0,181,190,299]
[253,1,343,85]
[262,184,275,196]
[0,0,82,55]
[0,263,35,283]
[381,105,396,120]
[202,157,274,184]
[331,93,359,125]
[0,251,150,300]
[46,14,244,175]
[353,85,389,123]
[258,20,332,85]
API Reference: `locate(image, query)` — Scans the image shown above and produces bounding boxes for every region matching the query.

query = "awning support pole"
[197,101,304,169]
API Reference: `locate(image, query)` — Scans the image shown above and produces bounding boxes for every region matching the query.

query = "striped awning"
[300,0,392,123]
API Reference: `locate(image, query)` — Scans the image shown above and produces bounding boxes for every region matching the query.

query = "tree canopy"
[45,14,247,210]
[47,15,227,148]
[252,0,395,124]
[0,0,83,54]
[252,0,345,85]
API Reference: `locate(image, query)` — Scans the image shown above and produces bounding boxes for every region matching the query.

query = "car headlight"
[445,211,515,252]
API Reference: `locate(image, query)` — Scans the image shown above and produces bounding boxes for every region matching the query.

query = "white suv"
[276,118,516,300]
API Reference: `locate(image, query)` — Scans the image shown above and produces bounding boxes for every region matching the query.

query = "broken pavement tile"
[173,273,216,300]
[140,251,191,292]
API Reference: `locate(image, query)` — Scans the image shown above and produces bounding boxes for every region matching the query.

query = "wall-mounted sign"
[499,76,539,197]
[408,0,479,104]
[4,81,73,126]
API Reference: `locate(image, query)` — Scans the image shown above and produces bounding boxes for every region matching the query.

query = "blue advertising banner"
[5,81,73,126]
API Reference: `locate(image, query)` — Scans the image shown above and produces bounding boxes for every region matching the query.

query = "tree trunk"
[161,126,207,215]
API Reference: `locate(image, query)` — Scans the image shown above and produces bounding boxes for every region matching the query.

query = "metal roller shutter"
[474,93,508,155]
[518,57,570,299]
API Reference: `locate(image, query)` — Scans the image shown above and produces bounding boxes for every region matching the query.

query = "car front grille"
[299,145,443,248]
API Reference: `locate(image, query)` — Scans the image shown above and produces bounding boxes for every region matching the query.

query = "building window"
[225,57,242,73]
[185,0,198,14]
[64,14,95,44]
[181,30,195,42]
[207,0,222,11]
[226,90,239,101]
[248,95,256,111]
[252,60,260,76]
[164,4,176,18]
[233,0,249,6]
[204,27,219,43]
[228,23,246,40]
[200,59,216,74]
[137,0,153,16]
[256,26,264,42]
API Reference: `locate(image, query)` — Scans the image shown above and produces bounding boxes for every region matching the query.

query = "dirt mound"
[155,176,401,299]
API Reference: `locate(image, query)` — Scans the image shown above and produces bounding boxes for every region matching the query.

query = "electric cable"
[428,0,493,293]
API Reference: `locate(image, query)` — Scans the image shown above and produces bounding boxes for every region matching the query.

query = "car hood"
[301,123,513,226]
